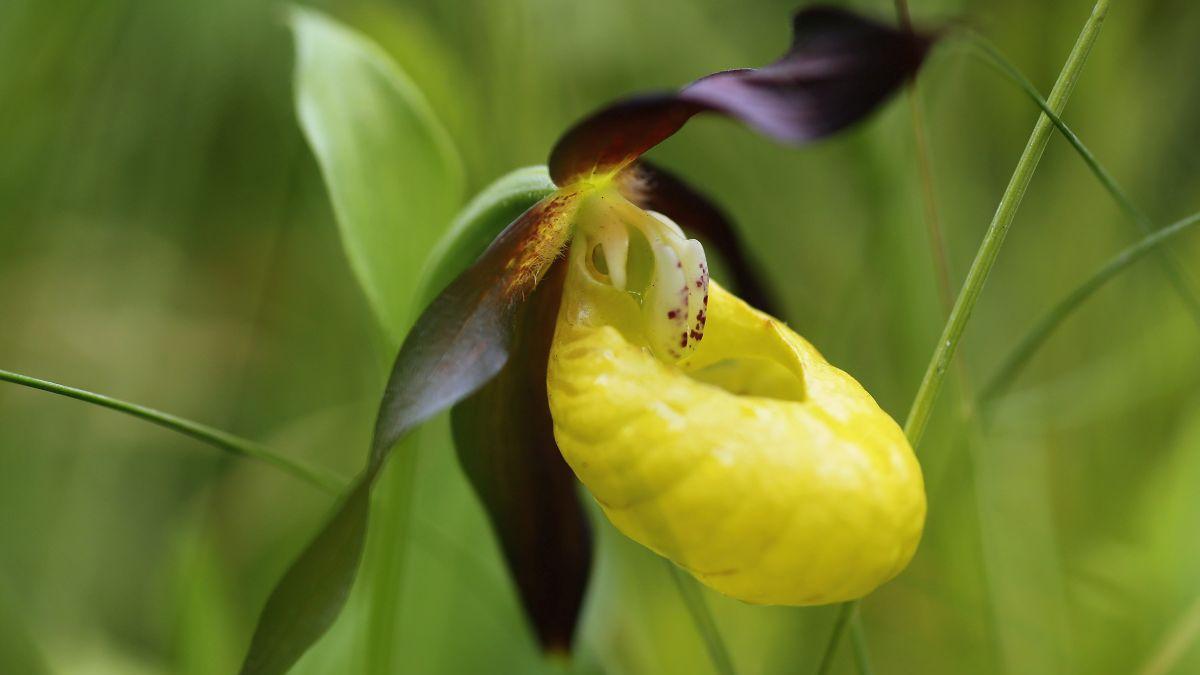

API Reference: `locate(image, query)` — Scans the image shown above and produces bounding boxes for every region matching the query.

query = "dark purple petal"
[549,95,698,187]
[619,161,781,316]
[451,260,592,654]
[240,190,583,675]
[549,6,933,185]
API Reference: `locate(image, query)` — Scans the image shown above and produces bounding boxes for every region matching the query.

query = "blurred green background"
[2,0,1199,673]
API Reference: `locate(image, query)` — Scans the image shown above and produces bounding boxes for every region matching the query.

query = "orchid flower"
[242,7,935,673]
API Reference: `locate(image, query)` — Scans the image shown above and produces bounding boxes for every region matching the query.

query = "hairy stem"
[0,368,344,495]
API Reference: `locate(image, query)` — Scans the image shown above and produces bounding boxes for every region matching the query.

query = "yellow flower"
[547,190,924,604]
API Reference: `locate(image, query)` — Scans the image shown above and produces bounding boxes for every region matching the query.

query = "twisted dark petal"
[549,6,933,185]
[619,161,782,317]
[549,95,699,186]
[451,260,592,654]
[240,191,581,675]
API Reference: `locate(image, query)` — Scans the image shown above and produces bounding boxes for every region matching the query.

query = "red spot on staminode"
[667,310,678,319]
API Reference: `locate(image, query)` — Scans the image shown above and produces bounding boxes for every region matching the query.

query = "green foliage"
[291,5,464,346]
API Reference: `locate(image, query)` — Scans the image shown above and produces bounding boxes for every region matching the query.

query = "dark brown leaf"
[549,6,933,185]
[451,260,592,654]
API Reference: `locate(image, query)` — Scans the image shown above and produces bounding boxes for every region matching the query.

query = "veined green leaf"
[292,5,464,346]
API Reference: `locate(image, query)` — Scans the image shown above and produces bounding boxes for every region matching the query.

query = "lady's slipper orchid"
[548,193,924,605]
[243,7,935,673]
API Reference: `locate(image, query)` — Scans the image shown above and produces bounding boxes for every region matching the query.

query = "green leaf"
[292,5,464,346]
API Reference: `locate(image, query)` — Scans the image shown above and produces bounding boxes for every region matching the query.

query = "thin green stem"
[816,601,854,675]
[981,210,1200,402]
[964,33,1200,330]
[903,0,1109,447]
[667,562,736,675]
[0,368,344,495]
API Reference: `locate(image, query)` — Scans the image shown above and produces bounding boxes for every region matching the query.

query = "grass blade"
[965,33,1200,330]
[982,211,1200,402]
[902,0,1108,446]
[292,5,464,345]
[0,368,343,494]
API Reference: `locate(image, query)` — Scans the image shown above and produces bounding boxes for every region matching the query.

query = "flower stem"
[0,367,344,495]
[981,210,1200,403]
[667,562,737,675]
[903,0,1109,446]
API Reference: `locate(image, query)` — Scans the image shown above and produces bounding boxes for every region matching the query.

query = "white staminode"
[583,199,709,362]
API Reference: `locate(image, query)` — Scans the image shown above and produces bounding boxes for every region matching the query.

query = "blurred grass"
[1,0,1199,673]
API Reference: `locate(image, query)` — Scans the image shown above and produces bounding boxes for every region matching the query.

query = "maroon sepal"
[451,260,592,654]
[549,6,933,185]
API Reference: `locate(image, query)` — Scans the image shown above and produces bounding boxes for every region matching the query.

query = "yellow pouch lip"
[547,239,926,605]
